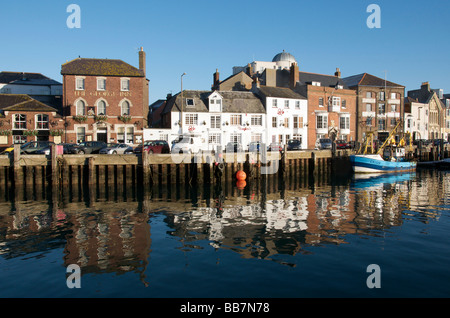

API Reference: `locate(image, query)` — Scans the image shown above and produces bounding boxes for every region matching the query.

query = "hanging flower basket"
[119,115,132,123]
[94,115,108,122]
[50,129,65,136]
[23,130,38,136]
[73,115,88,123]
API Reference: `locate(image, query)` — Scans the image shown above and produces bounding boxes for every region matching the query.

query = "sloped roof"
[162,90,265,114]
[0,71,61,85]
[342,73,404,88]
[0,94,57,112]
[61,58,144,77]
[256,85,306,99]
[298,71,349,88]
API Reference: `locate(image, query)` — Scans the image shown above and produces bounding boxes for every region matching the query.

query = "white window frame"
[208,133,221,144]
[210,115,221,129]
[13,114,27,130]
[251,115,262,126]
[121,100,131,115]
[120,78,130,91]
[36,114,49,130]
[316,114,328,129]
[272,99,278,108]
[76,126,86,143]
[97,100,107,115]
[230,114,242,126]
[97,77,106,91]
[76,77,85,90]
[284,100,289,109]
[185,114,198,125]
[339,116,350,130]
[295,101,300,109]
[76,100,86,115]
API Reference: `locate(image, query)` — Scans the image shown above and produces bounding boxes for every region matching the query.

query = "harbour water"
[0,169,449,302]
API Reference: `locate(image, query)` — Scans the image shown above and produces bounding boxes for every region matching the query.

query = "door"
[97,127,107,143]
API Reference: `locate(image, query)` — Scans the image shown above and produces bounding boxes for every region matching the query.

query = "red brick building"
[0,94,65,147]
[61,48,149,144]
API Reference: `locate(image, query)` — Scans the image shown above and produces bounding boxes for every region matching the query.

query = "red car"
[133,140,170,154]
[336,140,350,149]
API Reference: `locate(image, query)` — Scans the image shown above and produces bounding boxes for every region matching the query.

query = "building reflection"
[0,170,447,278]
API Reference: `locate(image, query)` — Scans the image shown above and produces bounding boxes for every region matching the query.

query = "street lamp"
[180,73,186,133]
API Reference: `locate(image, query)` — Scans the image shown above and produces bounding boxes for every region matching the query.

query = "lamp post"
[180,72,186,134]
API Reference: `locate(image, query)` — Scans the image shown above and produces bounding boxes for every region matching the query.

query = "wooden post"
[13,144,22,186]
[142,150,149,187]
[88,157,95,184]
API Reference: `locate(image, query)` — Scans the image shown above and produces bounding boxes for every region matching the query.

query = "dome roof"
[272,50,297,63]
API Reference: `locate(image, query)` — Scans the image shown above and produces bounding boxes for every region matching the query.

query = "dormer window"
[312,81,321,86]
[186,98,195,108]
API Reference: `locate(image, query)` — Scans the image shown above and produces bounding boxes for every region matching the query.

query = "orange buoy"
[236,180,247,189]
[236,170,246,181]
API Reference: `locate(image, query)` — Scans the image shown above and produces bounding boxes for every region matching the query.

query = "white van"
[171,134,203,154]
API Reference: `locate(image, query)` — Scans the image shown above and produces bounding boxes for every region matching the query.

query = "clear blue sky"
[1,0,449,102]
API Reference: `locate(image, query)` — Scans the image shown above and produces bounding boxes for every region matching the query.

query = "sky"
[1,0,449,103]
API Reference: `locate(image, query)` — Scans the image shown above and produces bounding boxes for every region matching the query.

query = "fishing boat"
[350,121,416,173]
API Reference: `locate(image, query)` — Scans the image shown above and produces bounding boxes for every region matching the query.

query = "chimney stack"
[252,76,260,91]
[246,63,253,77]
[139,47,146,76]
[290,62,299,88]
[421,82,430,91]
[212,69,220,90]
[335,68,341,78]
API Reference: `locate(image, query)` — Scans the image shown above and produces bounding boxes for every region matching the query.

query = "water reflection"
[0,170,447,279]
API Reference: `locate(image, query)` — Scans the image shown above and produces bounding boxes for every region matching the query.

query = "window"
[284,100,289,108]
[251,115,262,126]
[210,115,221,129]
[390,92,397,99]
[293,116,298,129]
[126,127,134,144]
[284,118,289,128]
[378,103,385,114]
[208,133,221,144]
[36,114,49,129]
[186,98,195,108]
[339,116,350,130]
[390,118,397,126]
[121,101,130,115]
[230,133,242,143]
[97,100,107,115]
[390,104,396,112]
[97,78,106,91]
[121,78,130,91]
[76,100,85,115]
[13,135,27,144]
[251,133,262,142]
[366,117,372,126]
[230,114,242,126]
[319,98,324,107]
[332,96,341,107]
[185,114,198,125]
[272,117,277,128]
[342,100,347,108]
[312,81,321,86]
[379,92,385,101]
[366,92,372,98]
[299,116,303,128]
[378,119,386,130]
[293,134,302,140]
[295,101,300,109]
[272,99,278,108]
[316,114,328,129]
[76,77,85,90]
[13,114,26,129]
[366,104,372,112]
[76,127,86,143]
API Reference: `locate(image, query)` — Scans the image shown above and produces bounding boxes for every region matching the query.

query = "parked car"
[68,141,107,154]
[287,139,301,151]
[99,143,133,154]
[61,143,77,154]
[335,140,350,149]
[134,140,170,154]
[14,141,55,155]
[248,141,262,152]
[171,135,203,154]
[225,142,243,153]
[268,142,283,152]
[432,139,448,146]
[316,138,332,150]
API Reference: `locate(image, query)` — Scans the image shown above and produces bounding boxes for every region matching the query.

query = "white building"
[150,90,267,151]
[252,82,308,149]
[233,50,297,76]
[404,97,429,140]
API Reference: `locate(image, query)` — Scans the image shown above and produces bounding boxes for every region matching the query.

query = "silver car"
[99,143,132,154]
